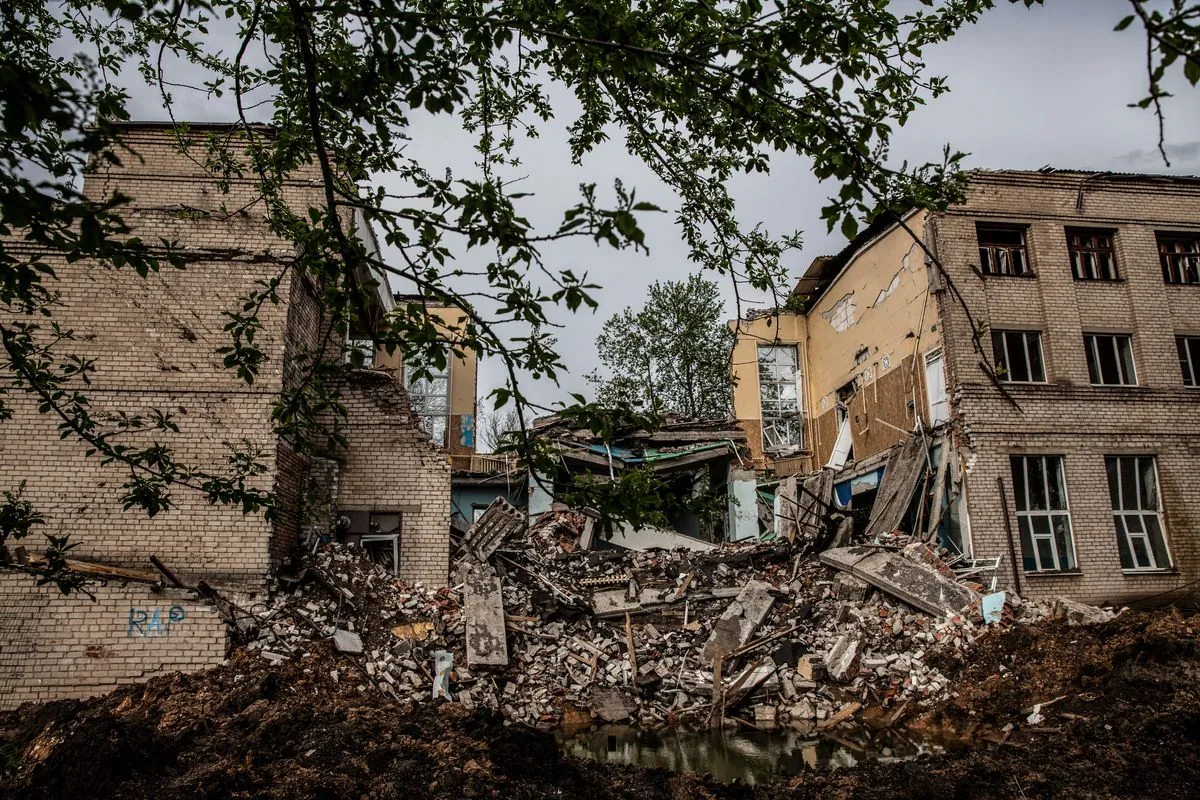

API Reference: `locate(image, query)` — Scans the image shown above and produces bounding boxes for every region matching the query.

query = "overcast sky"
[116,0,1200,414]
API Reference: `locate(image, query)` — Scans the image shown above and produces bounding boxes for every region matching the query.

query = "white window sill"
[1024,570,1083,578]
[1121,568,1177,576]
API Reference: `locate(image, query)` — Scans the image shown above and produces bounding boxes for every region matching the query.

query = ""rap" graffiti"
[127,605,187,638]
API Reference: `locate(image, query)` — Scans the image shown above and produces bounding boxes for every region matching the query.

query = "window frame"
[757,344,804,452]
[977,223,1032,277]
[1010,454,1078,574]
[345,337,376,368]
[1066,228,1120,282]
[1105,455,1172,572]
[923,348,949,426]
[404,362,450,446]
[991,329,1047,383]
[1084,333,1138,386]
[1178,335,1200,387]
[1157,232,1200,286]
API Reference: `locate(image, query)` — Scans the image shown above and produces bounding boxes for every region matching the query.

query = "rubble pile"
[241,509,1120,734]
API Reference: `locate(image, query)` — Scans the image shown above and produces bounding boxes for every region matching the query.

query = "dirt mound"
[2,611,1198,799]
[0,645,695,800]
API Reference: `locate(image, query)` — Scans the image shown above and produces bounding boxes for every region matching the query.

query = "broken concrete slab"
[591,586,667,618]
[465,497,526,561]
[1053,597,1117,627]
[820,546,980,617]
[332,629,363,654]
[464,571,509,667]
[825,634,860,682]
[723,657,776,708]
[701,580,775,662]
[587,686,637,722]
[605,523,719,552]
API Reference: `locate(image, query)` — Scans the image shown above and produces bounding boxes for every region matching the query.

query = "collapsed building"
[0,123,452,707]
[732,168,1200,606]
[526,415,760,547]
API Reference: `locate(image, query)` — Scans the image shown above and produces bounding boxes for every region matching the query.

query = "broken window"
[1010,455,1076,573]
[345,338,375,368]
[757,345,803,451]
[1179,335,1200,387]
[1067,228,1118,281]
[991,330,1046,383]
[1084,334,1137,386]
[923,349,949,425]
[405,362,449,445]
[1106,455,1171,571]
[977,223,1030,276]
[1157,232,1200,285]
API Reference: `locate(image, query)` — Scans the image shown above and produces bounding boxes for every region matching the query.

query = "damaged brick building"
[733,169,1200,606]
[0,123,451,707]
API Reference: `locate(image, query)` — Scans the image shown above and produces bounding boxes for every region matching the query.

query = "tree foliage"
[587,275,734,419]
[1,0,1197,588]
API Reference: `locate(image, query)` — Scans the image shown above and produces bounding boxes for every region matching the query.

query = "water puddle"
[558,725,943,784]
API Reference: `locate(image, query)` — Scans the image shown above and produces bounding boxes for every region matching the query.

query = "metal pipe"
[997,476,1022,597]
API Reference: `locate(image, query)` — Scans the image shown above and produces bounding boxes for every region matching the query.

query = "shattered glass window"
[977,223,1030,276]
[1067,228,1118,281]
[405,363,449,446]
[1157,232,1200,285]
[1084,334,1137,386]
[757,345,803,451]
[1107,455,1172,571]
[1010,455,1076,573]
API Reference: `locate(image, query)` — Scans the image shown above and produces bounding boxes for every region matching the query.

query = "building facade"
[0,123,451,707]
[733,169,1200,605]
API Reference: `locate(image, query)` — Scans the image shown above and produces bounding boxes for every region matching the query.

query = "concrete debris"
[1053,597,1119,627]
[332,629,363,654]
[244,508,1119,733]
[825,635,861,682]
[432,650,454,700]
[464,497,526,561]
[701,580,775,662]
[820,544,980,616]
[464,569,509,667]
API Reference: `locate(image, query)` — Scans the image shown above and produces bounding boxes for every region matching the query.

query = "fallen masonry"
[239,510,1122,733]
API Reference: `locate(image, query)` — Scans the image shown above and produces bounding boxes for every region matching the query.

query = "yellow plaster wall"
[375,305,478,455]
[729,312,807,469]
[803,211,941,462]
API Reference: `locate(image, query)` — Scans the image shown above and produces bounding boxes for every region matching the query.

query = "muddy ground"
[1,609,1198,799]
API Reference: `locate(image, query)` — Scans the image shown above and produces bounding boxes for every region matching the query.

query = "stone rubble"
[243,511,1121,732]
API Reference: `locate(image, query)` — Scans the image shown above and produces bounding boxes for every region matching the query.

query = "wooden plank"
[464,571,509,667]
[26,555,160,584]
[624,611,638,688]
[863,433,928,539]
[816,701,862,731]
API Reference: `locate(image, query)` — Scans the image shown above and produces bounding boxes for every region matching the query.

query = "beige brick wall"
[0,573,227,709]
[931,171,1200,604]
[329,370,452,586]
[0,124,451,706]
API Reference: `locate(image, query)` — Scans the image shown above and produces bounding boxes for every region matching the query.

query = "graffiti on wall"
[127,605,187,638]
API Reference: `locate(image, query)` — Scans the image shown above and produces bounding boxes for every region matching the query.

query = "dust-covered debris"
[230,512,1106,734]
